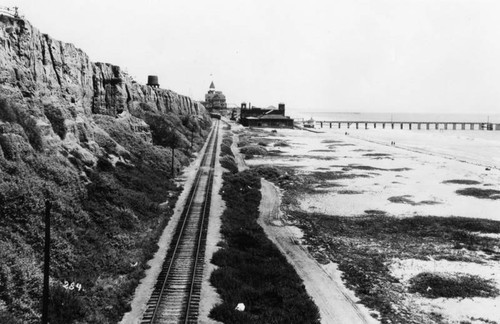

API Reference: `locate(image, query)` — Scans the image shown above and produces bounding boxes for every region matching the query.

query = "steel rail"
[141,119,219,324]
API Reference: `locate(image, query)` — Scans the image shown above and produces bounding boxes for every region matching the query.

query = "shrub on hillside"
[0,98,43,151]
[0,239,42,323]
[44,104,67,139]
[0,98,17,122]
[48,284,85,324]
[20,115,43,151]
[143,112,189,149]
[0,123,183,323]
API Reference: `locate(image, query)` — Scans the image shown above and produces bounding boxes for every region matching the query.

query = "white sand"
[244,127,500,323]
[247,128,500,221]
[389,258,500,323]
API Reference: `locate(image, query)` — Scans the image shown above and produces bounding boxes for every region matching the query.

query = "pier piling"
[310,120,498,131]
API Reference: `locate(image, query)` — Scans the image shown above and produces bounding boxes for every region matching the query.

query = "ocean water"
[287,111,500,123]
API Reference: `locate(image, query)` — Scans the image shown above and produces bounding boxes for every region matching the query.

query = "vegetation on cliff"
[0,96,210,323]
[0,15,214,323]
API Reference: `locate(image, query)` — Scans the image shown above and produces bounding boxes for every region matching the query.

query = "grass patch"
[268,149,285,156]
[274,141,290,147]
[337,190,364,194]
[220,133,236,172]
[220,133,234,155]
[286,154,338,161]
[456,188,500,200]
[408,272,499,298]
[240,145,268,156]
[209,171,320,323]
[364,210,387,215]
[309,171,371,181]
[327,143,355,148]
[289,212,500,323]
[321,139,343,143]
[443,179,481,185]
[331,164,411,172]
[363,153,392,157]
[317,182,345,188]
[220,155,238,174]
[388,195,441,205]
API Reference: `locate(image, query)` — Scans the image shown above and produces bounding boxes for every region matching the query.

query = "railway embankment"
[0,16,211,323]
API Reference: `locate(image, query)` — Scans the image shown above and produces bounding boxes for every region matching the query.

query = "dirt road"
[258,179,380,324]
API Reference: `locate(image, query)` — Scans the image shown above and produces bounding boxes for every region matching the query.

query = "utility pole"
[42,200,52,324]
[171,146,175,178]
[191,129,194,150]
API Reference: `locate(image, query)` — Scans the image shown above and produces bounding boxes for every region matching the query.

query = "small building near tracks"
[239,102,294,128]
[243,115,294,128]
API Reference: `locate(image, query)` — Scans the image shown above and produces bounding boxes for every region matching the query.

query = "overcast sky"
[5,0,500,114]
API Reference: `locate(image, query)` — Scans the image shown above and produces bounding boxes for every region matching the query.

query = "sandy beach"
[241,126,500,324]
[247,128,500,220]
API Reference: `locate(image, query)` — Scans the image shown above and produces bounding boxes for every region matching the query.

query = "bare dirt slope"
[258,179,380,324]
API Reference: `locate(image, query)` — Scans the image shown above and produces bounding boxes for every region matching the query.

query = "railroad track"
[141,120,220,324]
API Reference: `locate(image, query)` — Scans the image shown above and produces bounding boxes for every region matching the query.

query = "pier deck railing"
[309,121,499,131]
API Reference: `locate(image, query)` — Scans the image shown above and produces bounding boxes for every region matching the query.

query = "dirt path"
[258,179,380,324]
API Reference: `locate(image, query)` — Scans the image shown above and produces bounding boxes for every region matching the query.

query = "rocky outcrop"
[0,15,210,161]
[0,122,33,159]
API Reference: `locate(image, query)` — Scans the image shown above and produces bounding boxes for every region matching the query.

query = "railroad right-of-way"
[140,119,219,324]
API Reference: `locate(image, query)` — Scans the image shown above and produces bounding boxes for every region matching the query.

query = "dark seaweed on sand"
[331,164,411,172]
[388,195,441,205]
[456,187,500,200]
[363,153,392,157]
[443,179,482,185]
[308,171,371,181]
[409,272,499,299]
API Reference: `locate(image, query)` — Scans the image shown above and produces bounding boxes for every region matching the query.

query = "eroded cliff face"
[0,15,213,323]
[0,15,210,164]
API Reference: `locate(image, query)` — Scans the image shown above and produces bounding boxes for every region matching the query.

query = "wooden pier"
[313,121,500,131]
